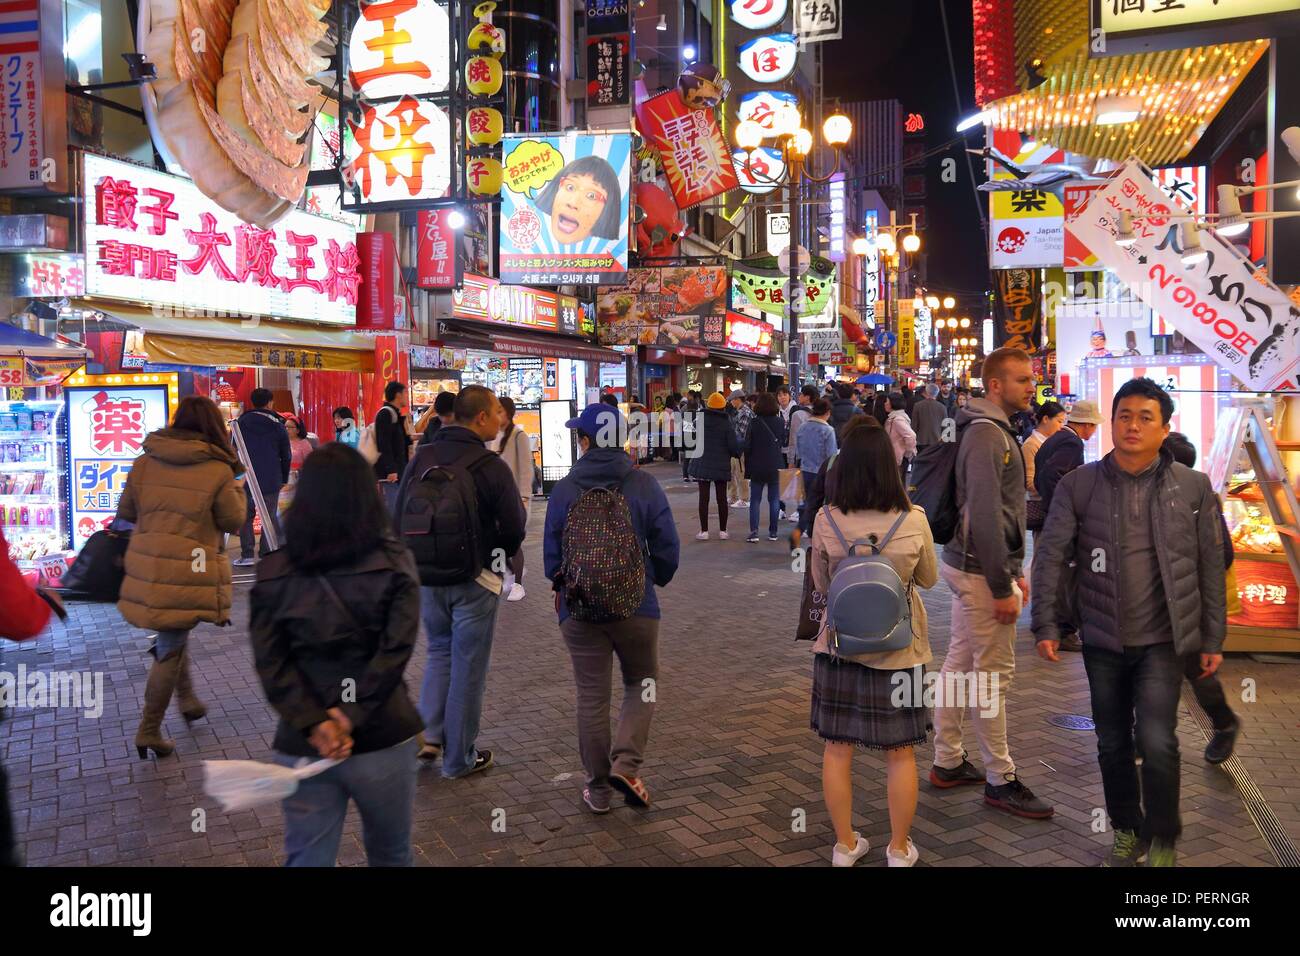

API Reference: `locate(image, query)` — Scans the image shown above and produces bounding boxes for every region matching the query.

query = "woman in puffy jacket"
[744,391,787,542]
[687,392,739,540]
[117,396,247,759]
[250,443,422,867]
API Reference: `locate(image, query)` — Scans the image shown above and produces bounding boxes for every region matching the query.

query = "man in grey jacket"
[910,383,948,448]
[1031,378,1226,867]
[930,347,1054,819]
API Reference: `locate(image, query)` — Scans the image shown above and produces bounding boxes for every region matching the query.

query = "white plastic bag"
[202,757,340,813]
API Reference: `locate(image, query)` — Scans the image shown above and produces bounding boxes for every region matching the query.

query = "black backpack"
[400,448,493,587]
[907,419,1008,545]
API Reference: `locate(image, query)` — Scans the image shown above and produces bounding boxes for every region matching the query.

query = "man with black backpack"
[543,403,680,814]
[915,347,1054,820]
[394,385,526,778]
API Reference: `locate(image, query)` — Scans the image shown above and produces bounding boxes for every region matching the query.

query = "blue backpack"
[821,508,914,656]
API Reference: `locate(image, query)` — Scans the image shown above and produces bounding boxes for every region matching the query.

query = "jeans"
[275,737,418,866]
[154,629,190,660]
[380,480,400,517]
[560,616,659,798]
[749,478,780,536]
[1185,653,1236,731]
[1083,641,1183,841]
[239,484,282,558]
[797,469,818,535]
[418,581,502,777]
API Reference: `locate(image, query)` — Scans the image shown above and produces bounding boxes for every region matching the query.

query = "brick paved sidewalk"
[2,461,1297,867]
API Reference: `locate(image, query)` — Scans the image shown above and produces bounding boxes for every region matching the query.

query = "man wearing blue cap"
[543,403,681,814]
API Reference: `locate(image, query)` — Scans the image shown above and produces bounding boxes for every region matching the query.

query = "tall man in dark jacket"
[544,403,681,812]
[395,385,526,778]
[931,348,1054,819]
[375,380,411,512]
[1031,378,1226,867]
[235,387,291,566]
[828,383,862,437]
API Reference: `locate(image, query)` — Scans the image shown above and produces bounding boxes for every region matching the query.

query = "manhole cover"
[1047,714,1095,731]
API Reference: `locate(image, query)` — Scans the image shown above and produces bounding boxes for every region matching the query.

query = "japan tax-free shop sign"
[499,133,632,287]
[65,384,169,550]
[82,154,360,324]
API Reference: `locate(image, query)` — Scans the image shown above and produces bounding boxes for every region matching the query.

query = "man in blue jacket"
[544,403,680,814]
[235,388,291,567]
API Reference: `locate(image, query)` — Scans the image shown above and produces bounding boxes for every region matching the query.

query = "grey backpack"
[822,508,914,656]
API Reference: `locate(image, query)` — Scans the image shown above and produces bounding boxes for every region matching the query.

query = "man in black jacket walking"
[1031,378,1227,867]
[1033,399,1102,513]
[395,385,526,778]
[375,381,411,513]
[235,388,291,567]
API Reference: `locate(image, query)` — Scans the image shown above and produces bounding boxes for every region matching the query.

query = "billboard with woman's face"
[499,132,632,287]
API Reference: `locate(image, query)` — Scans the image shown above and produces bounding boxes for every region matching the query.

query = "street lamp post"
[737,111,852,389]
[854,214,919,378]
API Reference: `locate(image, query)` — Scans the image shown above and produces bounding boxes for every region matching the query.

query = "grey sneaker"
[233,557,256,568]
[1102,829,1148,867]
[984,774,1054,819]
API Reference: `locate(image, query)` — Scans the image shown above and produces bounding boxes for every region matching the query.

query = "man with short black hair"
[375,381,411,512]
[396,384,527,778]
[829,382,862,436]
[420,390,457,446]
[1032,378,1226,866]
[930,347,1054,819]
[234,387,290,566]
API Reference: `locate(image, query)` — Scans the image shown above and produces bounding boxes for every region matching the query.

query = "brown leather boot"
[135,651,181,759]
[174,647,207,723]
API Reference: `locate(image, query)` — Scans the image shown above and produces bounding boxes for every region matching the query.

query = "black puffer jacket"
[744,413,786,482]
[829,398,861,436]
[1030,449,1227,657]
[249,539,423,757]
[687,407,739,482]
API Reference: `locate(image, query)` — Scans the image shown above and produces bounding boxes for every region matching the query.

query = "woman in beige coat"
[117,396,246,758]
[811,424,937,868]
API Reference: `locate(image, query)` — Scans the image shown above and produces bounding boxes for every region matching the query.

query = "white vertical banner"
[1068,160,1300,391]
[795,0,842,45]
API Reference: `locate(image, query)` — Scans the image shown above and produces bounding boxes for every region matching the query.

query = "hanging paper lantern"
[467,106,504,146]
[466,56,503,96]
[468,20,506,59]
[466,155,503,195]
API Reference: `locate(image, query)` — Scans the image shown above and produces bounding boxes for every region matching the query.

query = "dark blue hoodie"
[236,407,291,492]
[543,446,680,623]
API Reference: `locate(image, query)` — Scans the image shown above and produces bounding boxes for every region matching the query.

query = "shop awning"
[434,321,623,364]
[0,323,90,360]
[708,349,771,374]
[68,300,375,372]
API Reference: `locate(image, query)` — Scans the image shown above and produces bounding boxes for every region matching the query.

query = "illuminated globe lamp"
[851,236,872,257]
[466,56,503,96]
[902,233,921,254]
[791,127,814,157]
[874,230,896,255]
[822,113,852,147]
[467,156,503,196]
[926,294,939,309]
[943,296,956,309]
[467,106,504,146]
[735,119,764,150]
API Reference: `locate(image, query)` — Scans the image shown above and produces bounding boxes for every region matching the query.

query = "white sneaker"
[831,833,870,868]
[886,838,919,867]
[695,531,710,540]
[233,557,256,567]
[735,499,749,508]
[779,510,787,521]
[506,583,526,602]
[718,531,730,540]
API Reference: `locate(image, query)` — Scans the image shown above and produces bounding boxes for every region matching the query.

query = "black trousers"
[0,760,17,867]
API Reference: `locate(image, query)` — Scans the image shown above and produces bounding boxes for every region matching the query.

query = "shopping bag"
[796,564,826,642]
[779,467,801,505]
[57,530,129,602]
[202,757,340,813]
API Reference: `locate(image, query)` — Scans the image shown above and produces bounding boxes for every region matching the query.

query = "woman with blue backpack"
[810,424,937,868]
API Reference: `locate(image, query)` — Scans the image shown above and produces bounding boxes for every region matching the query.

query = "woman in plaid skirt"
[810,424,937,868]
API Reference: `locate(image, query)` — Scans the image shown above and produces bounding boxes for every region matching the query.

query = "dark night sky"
[825,0,990,300]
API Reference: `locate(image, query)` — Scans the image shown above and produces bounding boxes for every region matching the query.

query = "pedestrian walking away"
[374,380,412,513]
[794,397,837,546]
[544,402,681,813]
[1031,378,1227,867]
[491,396,535,602]
[234,387,290,567]
[394,385,526,778]
[829,383,863,438]
[910,384,948,450]
[117,396,247,759]
[250,443,423,867]
[689,392,740,539]
[810,425,937,867]
[744,392,787,542]
[929,348,1054,819]
[884,392,917,484]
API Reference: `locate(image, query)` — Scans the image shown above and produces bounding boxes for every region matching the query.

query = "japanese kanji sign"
[343,96,452,208]
[993,267,1043,354]
[737,33,799,83]
[15,253,85,298]
[0,0,65,193]
[65,384,169,551]
[730,0,789,30]
[637,90,738,210]
[1068,159,1300,391]
[794,0,842,45]
[586,34,630,108]
[1095,0,1300,57]
[452,273,579,333]
[988,132,1065,269]
[417,209,459,290]
[498,132,632,286]
[82,154,359,325]
[347,0,451,98]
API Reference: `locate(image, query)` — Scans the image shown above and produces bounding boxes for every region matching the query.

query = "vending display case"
[0,399,71,584]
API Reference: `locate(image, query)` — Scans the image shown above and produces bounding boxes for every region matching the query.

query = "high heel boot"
[134,651,181,759]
